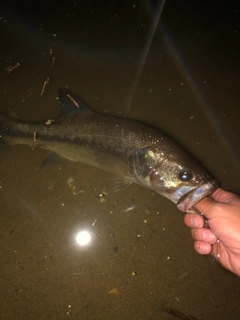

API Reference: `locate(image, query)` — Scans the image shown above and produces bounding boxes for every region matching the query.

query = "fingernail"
[191,217,200,228]
[203,230,216,242]
[197,242,210,253]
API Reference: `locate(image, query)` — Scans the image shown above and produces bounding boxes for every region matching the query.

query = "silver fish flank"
[0,88,219,212]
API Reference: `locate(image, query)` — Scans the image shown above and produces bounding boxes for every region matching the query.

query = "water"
[0,1,240,319]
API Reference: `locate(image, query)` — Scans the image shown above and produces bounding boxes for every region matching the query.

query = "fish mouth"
[173,179,219,212]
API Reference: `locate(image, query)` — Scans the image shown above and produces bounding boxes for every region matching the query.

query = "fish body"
[0,89,218,212]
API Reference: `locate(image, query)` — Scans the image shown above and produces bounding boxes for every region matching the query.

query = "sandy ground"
[0,1,240,319]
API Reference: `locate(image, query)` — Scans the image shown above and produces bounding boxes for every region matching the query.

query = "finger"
[194,240,212,255]
[191,228,217,244]
[195,196,216,216]
[184,213,205,228]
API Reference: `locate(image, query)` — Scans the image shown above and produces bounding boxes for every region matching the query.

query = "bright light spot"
[76,230,91,246]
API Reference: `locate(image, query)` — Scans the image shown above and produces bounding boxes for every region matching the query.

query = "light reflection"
[76,230,91,246]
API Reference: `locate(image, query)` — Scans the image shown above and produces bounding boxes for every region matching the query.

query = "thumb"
[211,187,240,203]
[194,188,239,220]
[195,196,217,219]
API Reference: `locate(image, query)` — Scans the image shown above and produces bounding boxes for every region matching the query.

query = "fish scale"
[0,88,219,212]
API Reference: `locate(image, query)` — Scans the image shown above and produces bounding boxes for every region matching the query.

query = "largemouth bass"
[0,88,219,212]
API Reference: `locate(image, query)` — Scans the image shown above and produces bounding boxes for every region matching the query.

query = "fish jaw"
[173,179,219,212]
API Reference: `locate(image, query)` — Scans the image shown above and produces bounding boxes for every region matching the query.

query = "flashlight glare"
[76,231,91,246]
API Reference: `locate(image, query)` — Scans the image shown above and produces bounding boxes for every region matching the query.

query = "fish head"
[133,146,219,212]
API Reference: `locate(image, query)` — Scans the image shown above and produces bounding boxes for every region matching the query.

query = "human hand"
[184,188,240,276]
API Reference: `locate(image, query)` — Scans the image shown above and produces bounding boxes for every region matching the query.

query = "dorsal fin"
[58,88,93,115]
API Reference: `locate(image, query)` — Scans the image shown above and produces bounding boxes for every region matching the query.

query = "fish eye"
[178,168,193,181]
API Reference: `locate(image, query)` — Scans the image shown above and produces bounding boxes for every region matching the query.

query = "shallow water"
[0,1,240,319]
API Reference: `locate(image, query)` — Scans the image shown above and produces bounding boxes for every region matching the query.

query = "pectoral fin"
[96,153,137,193]
[96,153,132,176]
[104,175,136,194]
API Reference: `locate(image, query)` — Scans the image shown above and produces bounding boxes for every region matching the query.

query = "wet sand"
[0,1,240,319]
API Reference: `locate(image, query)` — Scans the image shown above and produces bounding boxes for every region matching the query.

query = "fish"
[0,88,219,212]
